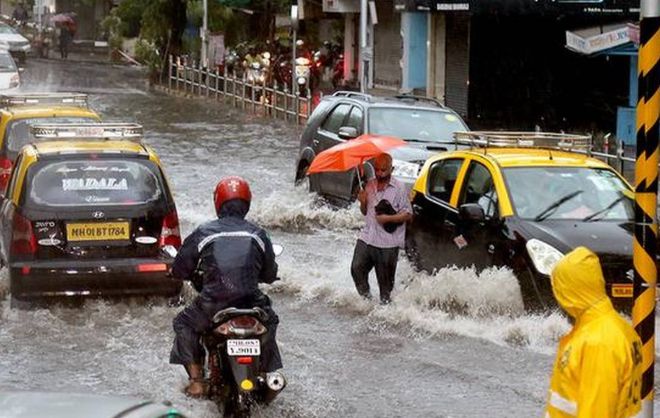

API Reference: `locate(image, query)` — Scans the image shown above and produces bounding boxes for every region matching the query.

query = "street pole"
[359,0,367,93]
[633,0,659,417]
[201,0,208,67]
[291,5,299,95]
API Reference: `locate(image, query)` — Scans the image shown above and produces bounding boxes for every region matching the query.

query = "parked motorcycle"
[163,244,285,418]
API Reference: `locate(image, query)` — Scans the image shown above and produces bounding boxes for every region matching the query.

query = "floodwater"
[0,58,657,417]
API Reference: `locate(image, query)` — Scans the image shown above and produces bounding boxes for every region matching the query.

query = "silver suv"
[294,91,469,202]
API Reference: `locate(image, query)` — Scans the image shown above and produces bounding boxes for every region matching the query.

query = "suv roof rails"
[332,91,373,102]
[454,131,592,152]
[30,123,143,140]
[0,93,89,107]
[392,94,444,108]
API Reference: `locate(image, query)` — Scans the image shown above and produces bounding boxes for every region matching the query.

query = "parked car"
[0,391,189,418]
[0,22,30,63]
[294,91,469,202]
[1,123,182,308]
[0,49,20,91]
[406,131,637,311]
[0,92,101,192]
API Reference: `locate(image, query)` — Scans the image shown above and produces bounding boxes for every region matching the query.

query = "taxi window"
[321,104,351,134]
[5,116,98,156]
[428,158,463,203]
[460,161,498,218]
[25,158,164,208]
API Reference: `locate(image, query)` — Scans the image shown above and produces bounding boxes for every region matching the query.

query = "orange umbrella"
[306,134,406,174]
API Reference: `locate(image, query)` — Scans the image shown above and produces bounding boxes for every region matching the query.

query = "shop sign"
[434,0,469,11]
[565,24,633,54]
[322,0,360,13]
[394,0,433,11]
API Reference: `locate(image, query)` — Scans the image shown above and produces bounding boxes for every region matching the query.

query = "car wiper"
[582,194,626,222]
[533,190,583,222]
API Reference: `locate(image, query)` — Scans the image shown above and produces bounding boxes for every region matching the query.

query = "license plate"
[227,339,261,356]
[66,222,130,241]
[611,284,633,298]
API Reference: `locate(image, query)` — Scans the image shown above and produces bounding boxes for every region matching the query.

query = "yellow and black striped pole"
[633,1,660,416]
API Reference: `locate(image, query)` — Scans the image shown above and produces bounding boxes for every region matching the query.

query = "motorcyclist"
[169,176,282,397]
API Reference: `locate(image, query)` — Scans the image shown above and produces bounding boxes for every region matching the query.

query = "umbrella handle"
[356,166,363,190]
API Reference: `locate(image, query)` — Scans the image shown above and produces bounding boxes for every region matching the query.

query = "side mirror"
[338,126,358,140]
[273,244,283,256]
[18,67,24,73]
[459,203,485,222]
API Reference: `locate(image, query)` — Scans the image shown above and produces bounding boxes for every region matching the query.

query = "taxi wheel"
[516,265,556,312]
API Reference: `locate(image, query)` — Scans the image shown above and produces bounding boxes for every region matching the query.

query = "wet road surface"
[0,58,657,417]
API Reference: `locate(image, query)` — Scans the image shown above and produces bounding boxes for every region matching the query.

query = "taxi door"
[450,159,508,270]
[408,157,466,271]
[0,152,22,265]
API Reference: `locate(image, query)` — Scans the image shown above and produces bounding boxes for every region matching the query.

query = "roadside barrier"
[166,55,315,125]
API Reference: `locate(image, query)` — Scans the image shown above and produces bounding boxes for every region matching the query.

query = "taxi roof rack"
[453,131,592,151]
[30,123,143,140]
[0,93,89,107]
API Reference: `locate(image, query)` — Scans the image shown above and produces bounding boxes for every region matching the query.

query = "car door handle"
[313,139,319,146]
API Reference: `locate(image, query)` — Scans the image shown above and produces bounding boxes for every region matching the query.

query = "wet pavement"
[0,57,657,417]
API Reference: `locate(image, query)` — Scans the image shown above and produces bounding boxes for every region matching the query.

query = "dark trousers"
[170,296,283,372]
[350,239,399,303]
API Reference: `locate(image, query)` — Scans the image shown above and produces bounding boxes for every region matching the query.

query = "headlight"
[297,76,307,85]
[525,239,564,276]
[392,159,420,180]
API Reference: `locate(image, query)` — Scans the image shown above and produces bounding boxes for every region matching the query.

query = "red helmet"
[214,176,252,214]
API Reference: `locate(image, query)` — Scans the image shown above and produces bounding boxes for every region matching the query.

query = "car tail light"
[0,157,12,193]
[11,212,36,256]
[159,210,181,249]
[9,74,19,88]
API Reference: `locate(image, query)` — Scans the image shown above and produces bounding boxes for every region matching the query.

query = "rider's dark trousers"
[169,295,282,372]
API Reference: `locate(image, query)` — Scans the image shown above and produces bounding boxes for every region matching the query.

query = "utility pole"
[359,0,368,93]
[291,5,299,95]
[633,0,659,416]
[201,0,208,67]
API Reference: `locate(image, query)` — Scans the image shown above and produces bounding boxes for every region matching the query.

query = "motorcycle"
[163,244,285,418]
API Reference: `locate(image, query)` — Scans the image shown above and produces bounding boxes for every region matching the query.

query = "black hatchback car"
[1,124,182,307]
[407,132,640,311]
[294,91,468,202]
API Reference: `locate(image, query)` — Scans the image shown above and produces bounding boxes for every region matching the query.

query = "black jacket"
[172,207,278,309]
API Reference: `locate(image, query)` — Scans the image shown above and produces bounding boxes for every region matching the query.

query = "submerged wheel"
[516,264,557,312]
[222,388,252,418]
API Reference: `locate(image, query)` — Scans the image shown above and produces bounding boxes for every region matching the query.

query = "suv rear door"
[312,103,365,199]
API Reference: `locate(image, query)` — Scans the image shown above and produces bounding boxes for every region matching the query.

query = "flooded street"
[0,58,657,417]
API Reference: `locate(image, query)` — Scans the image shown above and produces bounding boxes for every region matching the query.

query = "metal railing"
[166,55,314,125]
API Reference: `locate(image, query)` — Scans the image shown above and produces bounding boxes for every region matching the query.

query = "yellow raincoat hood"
[551,246,611,319]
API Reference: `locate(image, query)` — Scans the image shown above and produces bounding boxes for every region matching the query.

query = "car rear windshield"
[368,108,467,143]
[26,158,165,208]
[6,116,98,155]
[503,166,634,221]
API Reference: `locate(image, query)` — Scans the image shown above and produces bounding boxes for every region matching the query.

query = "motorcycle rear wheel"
[222,388,252,418]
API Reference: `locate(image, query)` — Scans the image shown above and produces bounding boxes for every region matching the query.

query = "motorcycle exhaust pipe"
[261,371,286,403]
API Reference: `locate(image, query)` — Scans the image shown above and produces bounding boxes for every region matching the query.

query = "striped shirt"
[358,177,412,249]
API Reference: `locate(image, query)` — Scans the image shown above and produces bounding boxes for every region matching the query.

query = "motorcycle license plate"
[227,339,261,356]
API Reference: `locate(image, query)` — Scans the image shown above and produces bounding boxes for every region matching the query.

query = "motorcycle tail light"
[159,210,181,249]
[237,356,253,364]
[214,315,267,337]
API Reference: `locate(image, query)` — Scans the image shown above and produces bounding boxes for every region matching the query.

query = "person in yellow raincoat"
[545,246,643,418]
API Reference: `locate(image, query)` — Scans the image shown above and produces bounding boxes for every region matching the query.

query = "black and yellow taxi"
[0,93,101,192]
[1,124,182,307]
[406,132,637,310]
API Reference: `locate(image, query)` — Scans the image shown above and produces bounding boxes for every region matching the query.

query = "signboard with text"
[322,0,360,13]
